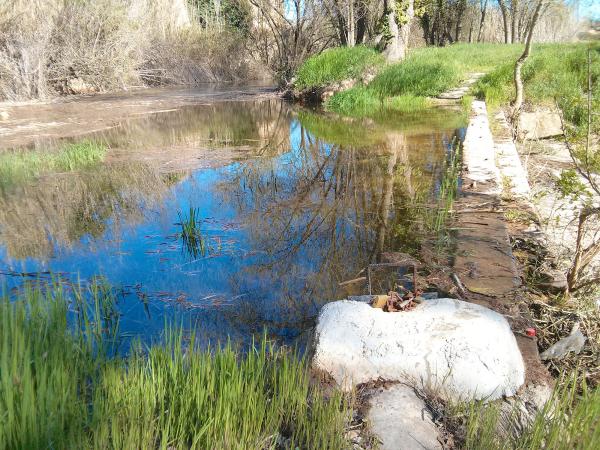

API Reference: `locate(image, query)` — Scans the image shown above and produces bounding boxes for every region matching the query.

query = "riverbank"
[0,86,277,150]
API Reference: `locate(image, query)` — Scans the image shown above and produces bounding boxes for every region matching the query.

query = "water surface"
[0,95,464,347]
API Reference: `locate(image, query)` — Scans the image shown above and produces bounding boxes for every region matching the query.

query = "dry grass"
[0,0,254,101]
[530,294,600,387]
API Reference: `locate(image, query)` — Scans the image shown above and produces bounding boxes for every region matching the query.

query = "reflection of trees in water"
[217,117,452,328]
[0,99,294,261]
[0,163,172,260]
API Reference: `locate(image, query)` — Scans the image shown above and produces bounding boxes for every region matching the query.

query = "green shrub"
[294,46,383,90]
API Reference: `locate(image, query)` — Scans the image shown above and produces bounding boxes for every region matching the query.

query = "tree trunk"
[384,0,415,62]
[355,0,367,44]
[512,0,544,117]
[468,18,474,43]
[498,0,510,43]
[455,0,466,41]
[332,0,348,46]
[477,0,488,42]
[421,13,432,45]
[510,0,518,43]
[348,0,355,46]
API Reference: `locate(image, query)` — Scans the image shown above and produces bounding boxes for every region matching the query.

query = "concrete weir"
[455,100,549,387]
[312,100,551,450]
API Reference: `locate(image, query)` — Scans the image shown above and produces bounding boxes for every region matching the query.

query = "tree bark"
[510,0,518,43]
[384,0,415,62]
[498,0,510,43]
[348,0,355,46]
[355,0,367,44]
[455,0,466,41]
[468,17,474,42]
[477,0,488,42]
[512,0,544,116]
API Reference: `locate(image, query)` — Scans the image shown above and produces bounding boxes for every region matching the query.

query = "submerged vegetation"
[0,140,107,188]
[429,139,461,240]
[0,284,350,449]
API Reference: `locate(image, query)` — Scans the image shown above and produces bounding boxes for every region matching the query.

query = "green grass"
[368,59,460,99]
[0,140,107,187]
[474,43,600,124]
[409,43,522,75]
[325,86,431,117]
[0,284,350,449]
[301,43,595,120]
[294,46,384,91]
[453,374,600,449]
[321,43,523,118]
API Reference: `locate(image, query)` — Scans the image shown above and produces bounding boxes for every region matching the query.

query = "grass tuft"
[451,373,600,449]
[294,46,383,90]
[177,207,208,258]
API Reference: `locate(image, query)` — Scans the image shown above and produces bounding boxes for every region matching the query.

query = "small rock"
[367,384,441,450]
[519,111,563,140]
[540,323,586,360]
[537,269,568,293]
[0,110,8,121]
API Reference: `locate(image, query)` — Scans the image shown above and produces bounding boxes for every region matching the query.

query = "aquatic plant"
[0,283,350,449]
[0,140,107,188]
[177,207,208,258]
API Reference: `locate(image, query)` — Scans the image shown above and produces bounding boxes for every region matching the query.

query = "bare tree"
[565,48,600,293]
[248,0,335,83]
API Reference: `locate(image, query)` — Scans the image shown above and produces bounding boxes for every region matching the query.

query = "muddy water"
[0,91,464,348]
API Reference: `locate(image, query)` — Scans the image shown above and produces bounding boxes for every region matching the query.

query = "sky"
[578,0,600,20]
